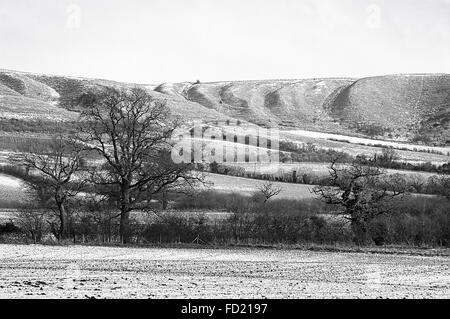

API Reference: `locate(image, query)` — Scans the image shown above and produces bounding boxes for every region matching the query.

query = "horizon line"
[1,67,449,85]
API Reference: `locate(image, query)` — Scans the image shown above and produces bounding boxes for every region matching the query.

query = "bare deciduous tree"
[12,135,84,239]
[15,206,50,244]
[408,174,426,193]
[259,182,283,204]
[78,87,201,243]
[313,156,406,244]
[428,174,450,200]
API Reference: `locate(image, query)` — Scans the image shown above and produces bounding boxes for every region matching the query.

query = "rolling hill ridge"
[0,69,448,145]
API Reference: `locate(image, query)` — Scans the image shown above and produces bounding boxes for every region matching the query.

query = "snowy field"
[0,173,28,206]
[204,173,316,199]
[285,129,450,155]
[0,245,448,299]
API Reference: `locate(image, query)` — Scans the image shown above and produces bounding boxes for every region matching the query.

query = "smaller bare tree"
[259,182,283,204]
[15,205,51,243]
[408,174,426,193]
[428,174,450,200]
[11,135,85,239]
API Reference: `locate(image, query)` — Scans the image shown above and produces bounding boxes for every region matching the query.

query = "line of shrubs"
[1,191,448,247]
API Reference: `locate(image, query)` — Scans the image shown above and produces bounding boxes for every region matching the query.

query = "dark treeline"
[1,191,448,247]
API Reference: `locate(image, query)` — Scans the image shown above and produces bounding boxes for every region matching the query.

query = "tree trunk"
[119,182,132,243]
[57,202,69,239]
[351,219,369,245]
[162,191,168,210]
[119,210,131,244]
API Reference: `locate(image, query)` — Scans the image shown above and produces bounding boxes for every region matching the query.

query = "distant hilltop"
[0,69,449,146]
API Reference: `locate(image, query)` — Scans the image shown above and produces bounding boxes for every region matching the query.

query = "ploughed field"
[0,245,448,299]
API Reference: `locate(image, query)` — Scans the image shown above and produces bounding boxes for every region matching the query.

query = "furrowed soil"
[0,245,448,299]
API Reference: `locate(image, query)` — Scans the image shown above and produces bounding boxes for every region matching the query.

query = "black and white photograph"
[0,0,449,305]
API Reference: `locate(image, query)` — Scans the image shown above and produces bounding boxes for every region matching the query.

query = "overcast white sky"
[0,0,449,83]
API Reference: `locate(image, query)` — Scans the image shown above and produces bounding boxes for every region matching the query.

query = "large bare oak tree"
[78,87,200,243]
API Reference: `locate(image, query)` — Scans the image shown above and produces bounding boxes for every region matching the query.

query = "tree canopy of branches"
[259,182,283,204]
[428,174,450,200]
[12,135,84,239]
[313,156,407,244]
[78,87,201,243]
